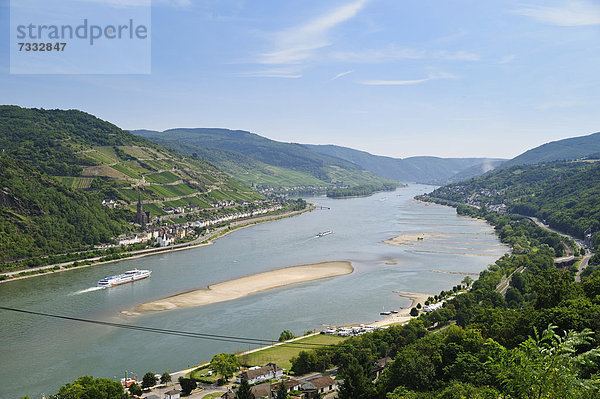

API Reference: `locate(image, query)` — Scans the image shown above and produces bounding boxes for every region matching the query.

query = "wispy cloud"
[258,0,369,65]
[331,45,479,63]
[332,70,354,80]
[513,1,600,26]
[360,72,456,86]
[238,68,303,79]
[499,54,516,64]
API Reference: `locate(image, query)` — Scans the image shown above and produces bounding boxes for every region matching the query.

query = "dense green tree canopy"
[49,376,127,399]
[210,353,239,381]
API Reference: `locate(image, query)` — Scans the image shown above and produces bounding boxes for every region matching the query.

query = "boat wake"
[70,286,105,296]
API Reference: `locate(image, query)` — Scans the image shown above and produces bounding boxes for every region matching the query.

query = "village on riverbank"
[0,198,311,283]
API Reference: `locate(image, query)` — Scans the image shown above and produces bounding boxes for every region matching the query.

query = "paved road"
[576,254,591,283]
[528,217,586,249]
[527,216,593,279]
[495,266,524,297]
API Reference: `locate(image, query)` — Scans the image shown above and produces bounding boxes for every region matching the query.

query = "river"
[0,185,508,398]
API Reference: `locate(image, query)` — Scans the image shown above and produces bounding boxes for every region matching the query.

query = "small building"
[251,382,273,398]
[236,363,283,384]
[164,388,180,399]
[156,232,172,247]
[272,379,302,393]
[374,357,393,378]
[302,375,336,397]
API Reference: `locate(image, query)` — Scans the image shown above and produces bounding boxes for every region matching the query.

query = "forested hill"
[426,160,600,239]
[501,131,600,168]
[0,106,263,264]
[0,154,128,261]
[304,143,505,184]
[133,128,399,192]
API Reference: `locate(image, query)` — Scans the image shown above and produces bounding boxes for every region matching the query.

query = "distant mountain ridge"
[134,128,505,187]
[502,131,600,168]
[133,128,399,191]
[303,144,505,184]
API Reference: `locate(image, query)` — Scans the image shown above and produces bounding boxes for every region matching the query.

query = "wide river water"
[0,185,508,398]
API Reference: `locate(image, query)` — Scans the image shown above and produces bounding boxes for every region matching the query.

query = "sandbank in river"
[383,233,446,246]
[132,261,353,313]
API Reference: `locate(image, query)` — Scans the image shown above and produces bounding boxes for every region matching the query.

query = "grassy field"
[119,145,160,159]
[145,171,180,184]
[56,177,93,190]
[95,146,120,163]
[201,393,223,399]
[237,334,347,371]
[118,188,154,202]
[148,183,196,198]
[84,149,118,165]
[112,162,143,179]
[143,159,173,170]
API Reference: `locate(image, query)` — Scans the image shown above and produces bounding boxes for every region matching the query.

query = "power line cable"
[0,306,348,350]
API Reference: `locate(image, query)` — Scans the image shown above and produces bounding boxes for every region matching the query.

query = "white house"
[164,388,180,399]
[302,375,337,397]
[236,363,283,384]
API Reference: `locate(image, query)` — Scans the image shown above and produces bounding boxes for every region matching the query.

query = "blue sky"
[1,0,599,158]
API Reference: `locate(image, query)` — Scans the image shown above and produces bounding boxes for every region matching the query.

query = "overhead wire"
[0,306,356,350]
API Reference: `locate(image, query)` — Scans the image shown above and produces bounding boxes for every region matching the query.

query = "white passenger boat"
[97,269,151,287]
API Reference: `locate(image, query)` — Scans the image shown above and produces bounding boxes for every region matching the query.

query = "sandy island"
[383,233,445,246]
[132,261,353,313]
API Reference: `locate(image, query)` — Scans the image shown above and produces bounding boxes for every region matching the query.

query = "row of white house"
[194,205,283,229]
[115,205,283,247]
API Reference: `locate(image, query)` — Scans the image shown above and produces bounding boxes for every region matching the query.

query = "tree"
[410,307,419,317]
[290,350,318,375]
[141,372,157,389]
[276,382,288,399]
[338,356,372,399]
[160,372,172,385]
[496,325,600,398]
[462,276,473,287]
[178,377,197,396]
[279,329,295,342]
[50,376,128,399]
[235,379,255,399]
[211,353,239,381]
[128,383,142,397]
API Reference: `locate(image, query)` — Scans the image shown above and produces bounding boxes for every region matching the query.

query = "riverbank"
[132,261,354,313]
[369,291,431,327]
[0,205,314,285]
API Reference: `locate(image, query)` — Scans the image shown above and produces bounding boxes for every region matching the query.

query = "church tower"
[136,192,147,229]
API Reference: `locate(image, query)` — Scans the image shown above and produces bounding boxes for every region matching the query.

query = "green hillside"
[304,144,505,184]
[426,160,600,238]
[0,155,130,261]
[132,128,399,193]
[0,106,265,263]
[502,131,600,168]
